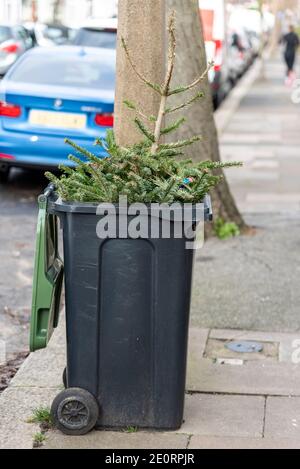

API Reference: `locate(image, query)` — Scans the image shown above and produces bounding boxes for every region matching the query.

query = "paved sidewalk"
[1,55,300,449]
[1,323,300,449]
[192,56,300,331]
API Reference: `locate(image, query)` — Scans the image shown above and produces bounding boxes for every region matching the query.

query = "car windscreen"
[73,28,117,49]
[0,26,11,43]
[43,25,70,44]
[9,54,115,90]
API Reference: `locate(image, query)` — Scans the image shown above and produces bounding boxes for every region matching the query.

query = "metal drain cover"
[226,341,263,353]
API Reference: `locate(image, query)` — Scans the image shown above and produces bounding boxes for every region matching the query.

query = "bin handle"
[30,185,64,352]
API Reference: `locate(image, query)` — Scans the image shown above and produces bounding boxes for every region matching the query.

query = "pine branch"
[165,91,204,114]
[168,61,214,96]
[155,148,184,158]
[121,37,162,94]
[161,176,178,202]
[163,10,176,94]
[65,139,103,165]
[159,135,202,150]
[124,99,154,122]
[198,160,243,170]
[67,151,111,198]
[160,117,185,135]
[123,99,136,110]
[69,179,105,201]
[151,10,177,154]
[134,118,155,142]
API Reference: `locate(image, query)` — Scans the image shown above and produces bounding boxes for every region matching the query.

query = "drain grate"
[225,341,263,354]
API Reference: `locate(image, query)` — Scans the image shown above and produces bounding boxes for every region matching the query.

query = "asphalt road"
[0,168,47,361]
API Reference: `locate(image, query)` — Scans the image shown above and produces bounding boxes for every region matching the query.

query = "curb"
[215,59,263,136]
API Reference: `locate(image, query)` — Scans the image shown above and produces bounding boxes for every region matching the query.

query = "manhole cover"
[226,341,263,354]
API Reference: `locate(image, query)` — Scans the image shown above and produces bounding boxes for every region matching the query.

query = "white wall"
[63,0,91,27]
[21,0,118,26]
[92,0,118,19]
[0,0,23,24]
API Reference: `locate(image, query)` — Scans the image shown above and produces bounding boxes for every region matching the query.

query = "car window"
[9,54,115,90]
[73,28,117,49]
[43,26,70,45]
[13,26,26,41]
[12,25,33,48]
[0,26,11,43]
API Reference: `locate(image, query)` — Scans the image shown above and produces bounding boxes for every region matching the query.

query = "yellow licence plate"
[29,110,87,130]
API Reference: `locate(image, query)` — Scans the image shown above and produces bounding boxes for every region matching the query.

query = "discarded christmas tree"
[46,12,241,204]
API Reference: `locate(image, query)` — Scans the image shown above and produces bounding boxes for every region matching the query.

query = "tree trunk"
[166,0,246,232]
[114,0,165,146]
[30,0,38,22]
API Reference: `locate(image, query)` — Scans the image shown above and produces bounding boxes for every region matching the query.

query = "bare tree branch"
[123,100,153,121]
[151,11,177,154]
[165,91,204,114]
[121,37,162,94]
[168,61,214,96]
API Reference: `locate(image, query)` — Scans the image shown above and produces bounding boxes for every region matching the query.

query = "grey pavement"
[191,212,300,331]
[2,322,300,449]
[192,56,300,332]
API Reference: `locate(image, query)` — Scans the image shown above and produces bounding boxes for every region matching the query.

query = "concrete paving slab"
[191,214,300,332]
[43,430,189,450]
[204,337,278,362]
[187,328,209,366]
[189,435,300,449]
[0,387,59,449]
[209,329,300,363]
[187,359,300,396]
[265,397,300,439]
[178,394,264,438]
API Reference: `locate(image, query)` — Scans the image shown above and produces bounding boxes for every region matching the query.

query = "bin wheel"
[62,368,67,388]
[51,388,99,435]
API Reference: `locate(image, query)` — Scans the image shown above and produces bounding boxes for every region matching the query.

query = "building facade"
[21,0,118,26]
[0,0,23,23]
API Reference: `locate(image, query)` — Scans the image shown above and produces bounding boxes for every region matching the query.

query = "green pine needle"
[160,117,186,135]
[134,118,155,142]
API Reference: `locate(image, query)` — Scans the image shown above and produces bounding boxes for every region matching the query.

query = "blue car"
[0,46,115,182]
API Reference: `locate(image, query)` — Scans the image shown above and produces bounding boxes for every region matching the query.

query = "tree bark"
[114,0,165,146]
[166,0,246,231]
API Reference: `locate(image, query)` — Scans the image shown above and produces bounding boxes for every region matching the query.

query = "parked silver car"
[0,24,33,76]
